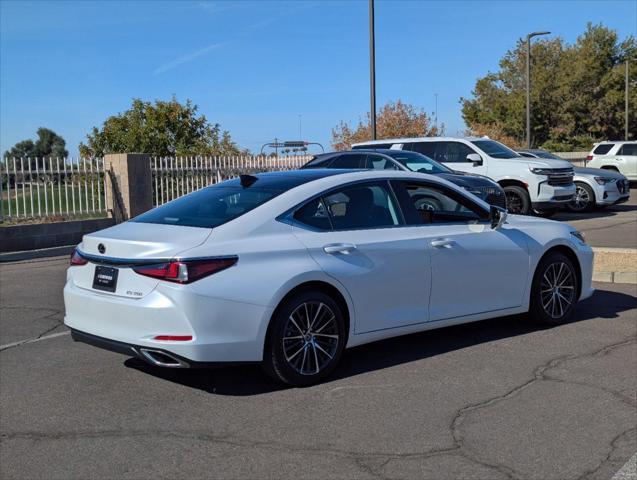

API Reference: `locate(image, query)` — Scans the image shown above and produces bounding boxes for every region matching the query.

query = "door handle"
[323,243,357,254]
[431,239,455,248]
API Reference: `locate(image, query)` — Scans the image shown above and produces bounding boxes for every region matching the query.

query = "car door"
[291,180,431,334]
[616,143,637,179]
[391,179,529,321]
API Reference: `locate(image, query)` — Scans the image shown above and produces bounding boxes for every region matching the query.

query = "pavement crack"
[575,427,636,480]
[449,336,637,480]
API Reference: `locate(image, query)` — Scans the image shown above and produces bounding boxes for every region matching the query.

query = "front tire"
[263,291,345,386]
[533,208,558,218]
[567,182,595,213]
[504,185,531,215]
[529,252,579,325]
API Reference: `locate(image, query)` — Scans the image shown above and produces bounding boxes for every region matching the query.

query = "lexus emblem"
[98,243,106,254]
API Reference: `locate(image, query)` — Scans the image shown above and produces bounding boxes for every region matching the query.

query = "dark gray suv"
[302,149,507,209]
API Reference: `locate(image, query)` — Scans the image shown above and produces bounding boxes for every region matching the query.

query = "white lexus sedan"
[64,169,594,386]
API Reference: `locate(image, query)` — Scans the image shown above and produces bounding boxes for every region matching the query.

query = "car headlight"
[530,167,553,176]
[570,230,586,244]
[594,176,616,185]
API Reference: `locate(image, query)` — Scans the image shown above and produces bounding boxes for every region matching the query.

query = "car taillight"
[586,155,593,160]
[133,257,237,284]
[70,248,88,266]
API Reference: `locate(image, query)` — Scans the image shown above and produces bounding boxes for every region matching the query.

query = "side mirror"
[466,153,483,166]
[490,205,507,230]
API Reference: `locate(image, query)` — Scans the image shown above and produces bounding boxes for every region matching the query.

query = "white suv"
[586,141,637,182]
[352,137,575,216]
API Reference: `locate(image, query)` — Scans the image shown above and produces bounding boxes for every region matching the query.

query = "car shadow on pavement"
[124,287,636,396]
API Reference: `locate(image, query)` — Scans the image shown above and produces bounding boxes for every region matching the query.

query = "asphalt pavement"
[552,187,636,248]
[0,256,636,479]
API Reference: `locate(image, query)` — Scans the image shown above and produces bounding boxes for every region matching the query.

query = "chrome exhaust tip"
[138,348,189,368]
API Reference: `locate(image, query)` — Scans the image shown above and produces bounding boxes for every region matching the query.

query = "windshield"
[471,140,520,159]
[386,150,452,174]
[133,185,282,228]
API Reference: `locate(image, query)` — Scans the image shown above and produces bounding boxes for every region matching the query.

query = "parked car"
[65,169,594,386]
[585,141,637,182]
[352,137,576,216]
[517,149,630,212]
[301,149,506,208]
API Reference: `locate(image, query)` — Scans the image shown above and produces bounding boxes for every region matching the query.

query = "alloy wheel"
[570,185,591,211]
[282,301,339,376]
[540,262,576,319]
[505,191,523,214]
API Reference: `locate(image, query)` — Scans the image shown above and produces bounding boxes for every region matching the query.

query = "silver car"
[517,149,630,212]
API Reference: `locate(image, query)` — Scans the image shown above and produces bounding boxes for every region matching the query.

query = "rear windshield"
[471,140,520,159]
[133,185,282,228]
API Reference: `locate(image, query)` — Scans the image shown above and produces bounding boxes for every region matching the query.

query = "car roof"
[593,140,636,145]
[351,136,487,146]
[315,149,397,155]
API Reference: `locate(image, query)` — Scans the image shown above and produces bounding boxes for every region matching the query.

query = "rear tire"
[503,185,531,215]
[529,252,579,326]
[263,291,345,386]
[567,182,595,213]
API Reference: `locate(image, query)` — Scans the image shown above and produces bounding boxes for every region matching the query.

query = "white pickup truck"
[352,137,576,216]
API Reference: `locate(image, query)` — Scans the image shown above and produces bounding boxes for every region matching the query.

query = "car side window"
[364,154,400,170]
[293,197,332,231]
[406,142,438,159]
[593,144,614,155]
[436,142,476,163]
[391,180,488,225]
[618,143,637,155]
[323,181,402,230]
[518,152,535,158]
[328,154,365,169]
[302,155,334,168]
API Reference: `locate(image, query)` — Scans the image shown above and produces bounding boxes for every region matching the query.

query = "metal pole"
[434,93,438,132]
[526,35,531,149]
[298,114,302,139]
[369,0,377,140]
[626,60,629,141]
[525,31,550,149]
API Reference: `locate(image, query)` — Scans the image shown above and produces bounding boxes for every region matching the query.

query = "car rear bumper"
[70,329,256,368]
[63,278,273,364]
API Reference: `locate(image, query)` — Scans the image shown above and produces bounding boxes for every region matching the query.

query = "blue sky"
[1,0,636,156]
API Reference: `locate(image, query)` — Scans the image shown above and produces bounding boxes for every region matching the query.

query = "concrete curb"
[592,247,637,284]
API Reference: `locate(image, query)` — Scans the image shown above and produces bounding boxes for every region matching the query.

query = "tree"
[79,97,241,157]
[4,128,69,167]
[331,100,441,151]
[462,24,636,151]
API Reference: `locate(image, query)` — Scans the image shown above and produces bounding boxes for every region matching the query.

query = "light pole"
[369,0,377,140]
[626,60,630,141]
[434,93,438,132]
[526,31,550,148]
